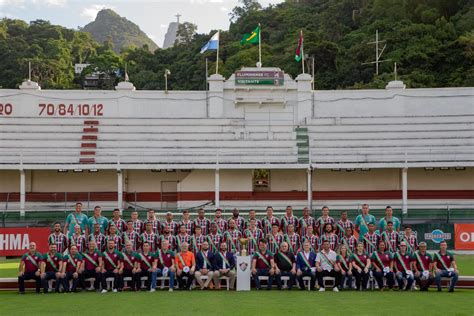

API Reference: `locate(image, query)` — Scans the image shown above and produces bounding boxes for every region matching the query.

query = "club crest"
[239,262,248,271]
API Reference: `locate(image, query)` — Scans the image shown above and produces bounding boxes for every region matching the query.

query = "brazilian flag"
[240,25,260,45]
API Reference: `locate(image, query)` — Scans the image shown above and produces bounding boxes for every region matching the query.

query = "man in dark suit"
[195,241,215,290]
[212,242,236,289]
[296,240,317,290]
[274,242,297,290]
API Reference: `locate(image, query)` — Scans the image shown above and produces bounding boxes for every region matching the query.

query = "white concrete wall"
[30,170,116,192]
[408,168,474,190]
[178,169,252,191]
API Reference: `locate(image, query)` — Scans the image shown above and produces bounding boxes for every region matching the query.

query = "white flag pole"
[216,31,220,74]
[258,23,262,67]
[301,30,305,74]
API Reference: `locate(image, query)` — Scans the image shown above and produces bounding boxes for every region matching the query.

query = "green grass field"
[0,290,473,315]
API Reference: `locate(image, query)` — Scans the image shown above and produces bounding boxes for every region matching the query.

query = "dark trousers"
[317,270,341,288]
[373,271,395,289]
[80,269,101,290]
[297,270,316,290]
[352,269,369,290]
[134,270,151,290]
[101,270,120,290]
[274,270,296,289]
[18,272,41,293]
[339,270,353,289]
[177,271,194,290]
[120,269,136,290]
[63,272,80,292]
[252,268,273,289]
[415,274,434,291]
[41,271,60,293]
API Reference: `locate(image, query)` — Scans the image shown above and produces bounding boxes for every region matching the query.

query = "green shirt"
[66,212,89,236]
[378,216,401,232]
[88,216,109,234]
[355,214,376,241]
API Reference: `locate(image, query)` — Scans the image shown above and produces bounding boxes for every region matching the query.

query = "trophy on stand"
[239,238,248,256]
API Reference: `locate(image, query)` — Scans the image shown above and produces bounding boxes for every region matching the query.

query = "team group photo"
[1,0,473,315]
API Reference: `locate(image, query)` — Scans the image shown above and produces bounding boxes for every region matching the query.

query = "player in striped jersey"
[262,206,279,235]
[362,223,380,255]
[280,206,299,234]
[267,223,284,254]
[315,206,335,237]
[123,220,141,251]
[380,221,399,253]
[229,208,246,232]
[69,225,87,253]
[130,211,144,234]
[89,223,106,252]
[176,224,191,251]
[283,223,300,254]
[48,222,68,254]
[162,212,179,236]
[340,227,356,255]
[194,209,211,235]
[244,218,263,255]
[159,226,176,251]
[179,209,194,235]
[207,222,223,253]
[319,223,339,251]
[140,221,159,252]
[191,226,206,253]
[244,209,262,231]
[298,207,315,236]
[224,219,242,254]
[146,209,161,235]
[108,209,127,234]
[213,209,228,234]
[335,211,354,240]
[301,225,318,253]
[399,225,418,255]
[106,225,123,251]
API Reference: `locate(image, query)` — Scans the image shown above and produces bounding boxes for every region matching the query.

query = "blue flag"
[200,31,219,53]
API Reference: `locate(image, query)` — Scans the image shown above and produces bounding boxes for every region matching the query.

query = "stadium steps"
[295,127,309,164]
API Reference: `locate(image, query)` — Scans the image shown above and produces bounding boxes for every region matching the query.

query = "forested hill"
[0,0,473,90]
[82,9,158,54]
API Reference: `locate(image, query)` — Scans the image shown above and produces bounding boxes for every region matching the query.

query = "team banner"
[0,227,50,256]
[454,223,474,250]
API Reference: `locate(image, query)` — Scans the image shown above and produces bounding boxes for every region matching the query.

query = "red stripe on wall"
[0,190,473,202]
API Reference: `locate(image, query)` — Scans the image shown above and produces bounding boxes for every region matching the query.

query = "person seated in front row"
[296,241,317,290]
[251,239,275,290]
[273,242,297,290]
[433,240,459,292]
[316,240,341,292]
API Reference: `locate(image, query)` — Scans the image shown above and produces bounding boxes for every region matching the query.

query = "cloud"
[160,24,168,28]
[0,0,25,7]
[80,4,114,21]
[220,6,228,12]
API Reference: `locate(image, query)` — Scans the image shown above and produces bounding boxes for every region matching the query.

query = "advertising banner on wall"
[454,224,474,250]
[0,227,50,256]
[410,224,454,250]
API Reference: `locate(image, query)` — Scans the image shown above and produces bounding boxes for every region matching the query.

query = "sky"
[0,0,284,47]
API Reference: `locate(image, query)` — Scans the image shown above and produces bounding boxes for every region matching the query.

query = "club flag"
[295,31,303,62]
[240,25,260,45]
[200,31,219,53]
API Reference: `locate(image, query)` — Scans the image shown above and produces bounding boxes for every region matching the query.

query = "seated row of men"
[18,239,235,294]
[19,235,459,294]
